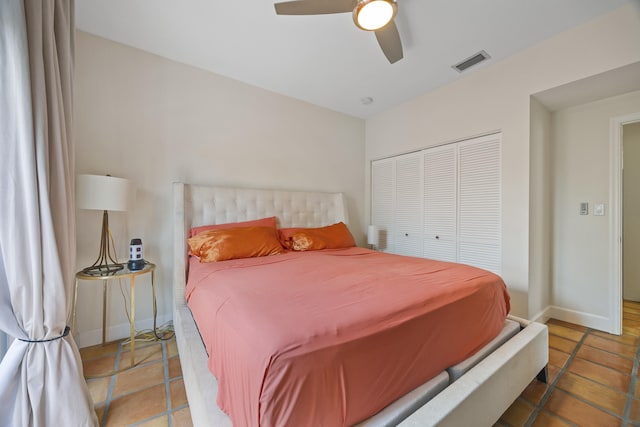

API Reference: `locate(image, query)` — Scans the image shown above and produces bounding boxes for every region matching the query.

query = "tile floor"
[81,336,192,426]
[497,300,640,427]
[80,301,640,426]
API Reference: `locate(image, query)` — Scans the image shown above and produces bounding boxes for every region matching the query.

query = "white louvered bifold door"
[394,153,423,257]
[423,145,458,262]
[371,133,501,272]
[371,158,395,252]
[457,134,502,274]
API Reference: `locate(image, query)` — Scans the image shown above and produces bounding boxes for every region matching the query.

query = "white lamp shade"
[367,225,379,245]
[76,174,131,212]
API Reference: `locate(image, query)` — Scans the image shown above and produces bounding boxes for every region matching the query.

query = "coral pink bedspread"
[186,247,510,427]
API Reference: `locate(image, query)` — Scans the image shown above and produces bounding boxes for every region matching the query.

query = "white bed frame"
[173,182,548,427]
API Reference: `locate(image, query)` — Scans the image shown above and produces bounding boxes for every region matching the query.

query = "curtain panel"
[0,1,97,425]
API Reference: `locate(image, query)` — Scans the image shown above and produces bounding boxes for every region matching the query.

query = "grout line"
[527,325,640,426]
[545,330,635,423]
[172,403,189,411]
[623,337,640,425]
[128,413,167,427]
[100,342,123,427]
[84,338,180,426]
[128,404,190,427]
[497,303,640,426]
[523,327,588,427]
[557,334,638,423]
[163,340,174,427]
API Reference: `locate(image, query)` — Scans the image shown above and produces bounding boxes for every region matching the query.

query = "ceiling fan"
[274,0,403,64]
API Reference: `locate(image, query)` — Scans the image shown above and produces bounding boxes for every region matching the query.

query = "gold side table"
[71,262,156,367]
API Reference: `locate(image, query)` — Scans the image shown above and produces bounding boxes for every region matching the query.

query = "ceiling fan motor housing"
[353,0,398,31]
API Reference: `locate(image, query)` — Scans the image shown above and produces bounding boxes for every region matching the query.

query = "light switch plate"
[580,202,589,215]
[594,203,605,216]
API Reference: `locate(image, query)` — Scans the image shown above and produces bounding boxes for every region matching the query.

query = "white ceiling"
[76,0,632,119]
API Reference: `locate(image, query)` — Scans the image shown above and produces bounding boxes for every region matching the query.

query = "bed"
[173,183,548,427]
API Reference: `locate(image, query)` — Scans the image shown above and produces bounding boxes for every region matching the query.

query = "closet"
[371,133,502,274]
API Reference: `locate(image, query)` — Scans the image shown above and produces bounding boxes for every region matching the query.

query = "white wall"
[528,98,552,320]
[550,91,640,329]
[365,4,640,318]
[623,122,640,301]
[74,32,365,347]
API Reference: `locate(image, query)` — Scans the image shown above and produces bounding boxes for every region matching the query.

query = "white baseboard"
[74,313,173,348]
[544,305,612,333]
[524,305,615,335]
[528,306,552,325]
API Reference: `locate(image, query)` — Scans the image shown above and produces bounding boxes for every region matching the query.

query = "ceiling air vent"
[452,50,491,73]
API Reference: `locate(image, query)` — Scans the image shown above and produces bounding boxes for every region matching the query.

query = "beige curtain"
[0,1,98,425]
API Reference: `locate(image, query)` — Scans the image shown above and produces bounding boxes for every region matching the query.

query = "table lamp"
[76,174,131,276]
[367,224,379,250]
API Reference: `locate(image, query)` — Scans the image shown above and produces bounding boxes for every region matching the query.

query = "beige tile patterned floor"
[81,301,640,426]
[80,336,192,426]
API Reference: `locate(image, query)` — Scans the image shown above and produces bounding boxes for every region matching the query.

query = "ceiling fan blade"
[375,21,403,64]
[274,0,354,15]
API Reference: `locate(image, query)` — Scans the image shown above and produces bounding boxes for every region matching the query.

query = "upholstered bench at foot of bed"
[447,319,521,382]
[355,372,449,427]
[356,319,523,427]
[399,320,548,427]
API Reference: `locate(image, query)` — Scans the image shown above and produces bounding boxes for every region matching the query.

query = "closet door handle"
[435,235,440,239]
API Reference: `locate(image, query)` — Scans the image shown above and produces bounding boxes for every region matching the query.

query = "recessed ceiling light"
[361,97,374,105]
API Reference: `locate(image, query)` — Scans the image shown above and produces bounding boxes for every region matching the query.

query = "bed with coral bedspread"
[173,183,548,427]
[187,247,509,426]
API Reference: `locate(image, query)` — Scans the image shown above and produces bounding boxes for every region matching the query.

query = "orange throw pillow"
[189,216,277,238]
[285,222,356,251]
[187,226,284,262]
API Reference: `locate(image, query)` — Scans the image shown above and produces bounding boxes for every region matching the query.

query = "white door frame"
[610,112,640,335]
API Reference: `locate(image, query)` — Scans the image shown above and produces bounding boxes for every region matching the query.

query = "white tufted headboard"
[172,183,348,308]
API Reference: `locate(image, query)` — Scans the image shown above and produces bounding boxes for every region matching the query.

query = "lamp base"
[83,210,124,276]
[82,263,124,277]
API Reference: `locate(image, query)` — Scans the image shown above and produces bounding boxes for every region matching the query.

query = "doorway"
[612,112,640,334]
[624,122,640,302]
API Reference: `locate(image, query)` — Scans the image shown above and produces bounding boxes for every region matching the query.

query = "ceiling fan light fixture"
[353,0,397,31]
